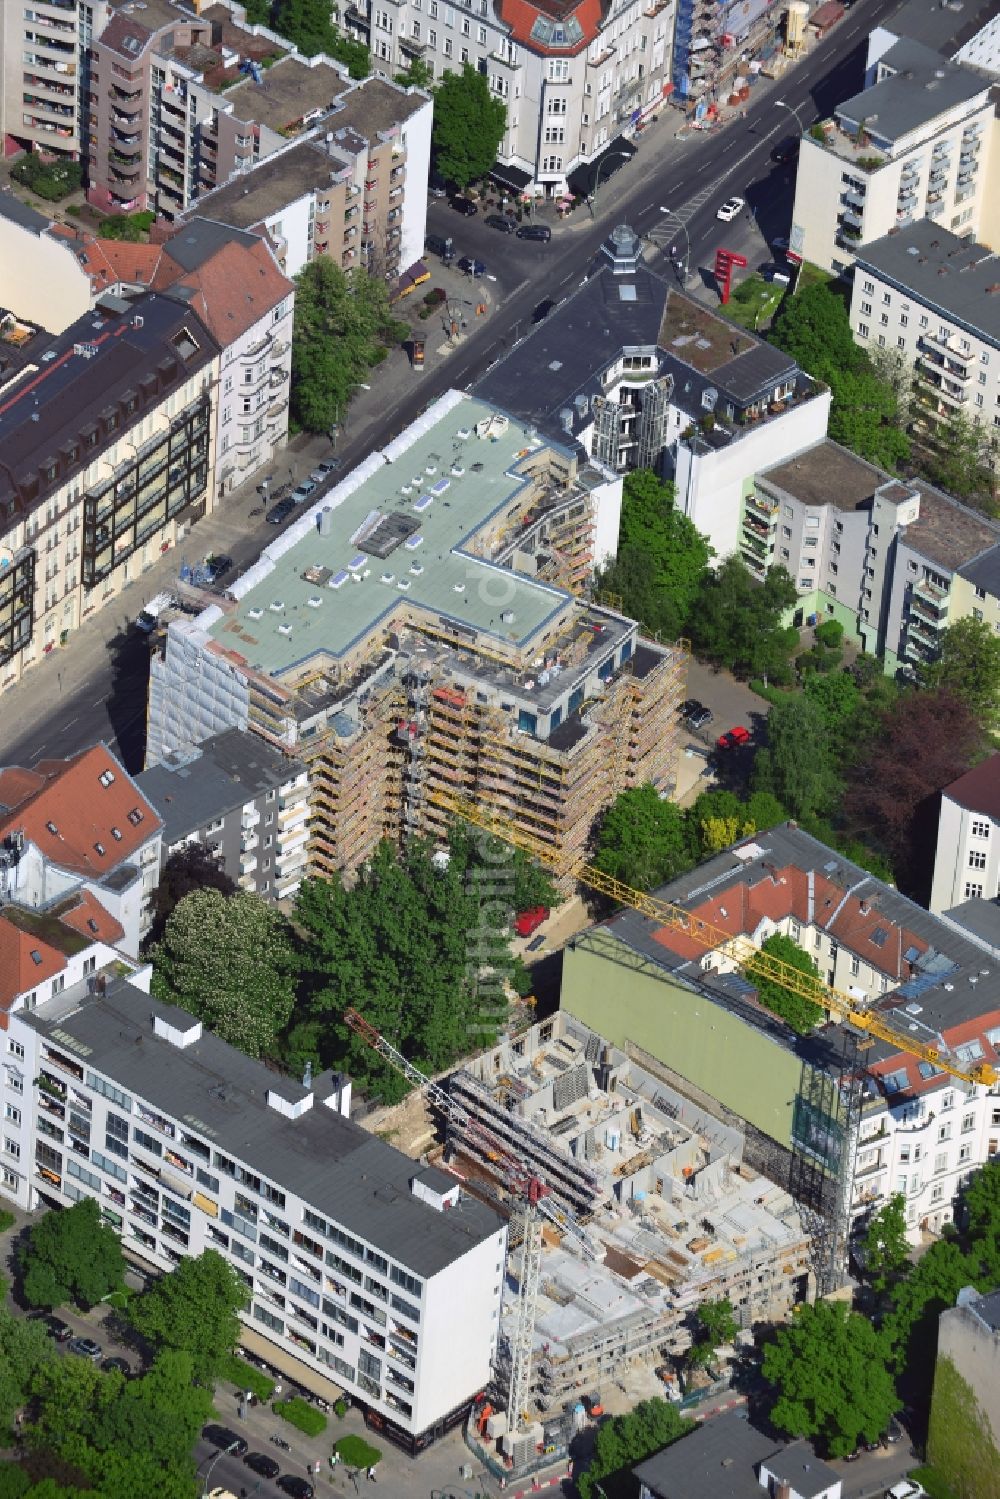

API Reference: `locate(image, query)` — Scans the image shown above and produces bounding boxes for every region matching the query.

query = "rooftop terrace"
[223,55,349,134]
[206,393,576,681]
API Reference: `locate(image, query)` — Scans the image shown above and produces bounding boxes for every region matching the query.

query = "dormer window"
[45,820,58,835]
[86,918,99,933]
[111,827,123,840]
[94,842,106,857]
[30,950,42,966]
[127,808,144,826]
[99,770,115,787]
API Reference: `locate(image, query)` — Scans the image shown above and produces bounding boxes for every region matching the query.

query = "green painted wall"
[780,588,863,646]
[562,930,807,1148]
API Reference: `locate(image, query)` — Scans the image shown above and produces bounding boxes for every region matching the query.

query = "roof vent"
[307,595,322,608]
[269,599,285,612]
[380,572,395,585]
[277,623,293,635]
[247,607,263,621]
[453,582,466,593]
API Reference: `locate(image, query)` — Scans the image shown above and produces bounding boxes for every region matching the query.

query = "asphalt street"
[0,0,905,776]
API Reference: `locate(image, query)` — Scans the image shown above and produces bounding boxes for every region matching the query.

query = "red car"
[515,906,549,938]
[716,725,751,750]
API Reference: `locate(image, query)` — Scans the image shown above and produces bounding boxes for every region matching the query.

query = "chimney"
[807,869,815,924]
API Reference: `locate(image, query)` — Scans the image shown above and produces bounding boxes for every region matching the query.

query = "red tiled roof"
[869,1008,1000,1097]
[149,237,294,343]
[499,0,604,53]
[0,745,160,878]
[0,917,65,1017]
[58,890,125,947]
[0,766,45,813]
[945,753,1000,821]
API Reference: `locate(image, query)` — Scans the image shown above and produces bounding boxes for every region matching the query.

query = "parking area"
[675,659,771,805]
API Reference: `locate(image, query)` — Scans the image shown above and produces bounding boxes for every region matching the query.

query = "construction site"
[146,391,686,878]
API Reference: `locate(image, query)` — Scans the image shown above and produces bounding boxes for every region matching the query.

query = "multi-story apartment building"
[0,742,162,953]
[0,202,293,496]
[345,0,674,198]
[560,820,1000,1249]
[145,388,686,879]
[738,437,1000,676]
[137,728,310,901]
[0,289,217,697]
[5,959,505,1450]
[930,754,1000,916]
[475,224,831,559]
[187,78,432,282]
[789,37,997,275]
[672,0,780,109]
[0,0,114,162]
[850,222,1000,462]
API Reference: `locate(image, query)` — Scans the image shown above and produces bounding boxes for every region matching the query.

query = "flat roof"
[193,140,350,230]
[837,37,990,141]
[207,394,573,679]
[760,439,882,512]
[942,898,1000,954]
[136,729,305,846]
[223,56,349,133]
[23,980,502,1278]
[856,222,1000,347]
[634,1411,781,1499]
[879,0,1000,60]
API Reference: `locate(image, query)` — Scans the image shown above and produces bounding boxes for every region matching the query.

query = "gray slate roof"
[855,222,1000,347]
[22,979,501,1278]
[942,899,1000,956]
[137,730,305,847]
[761,1441,840,1498]
[837,37,989,141]
[632,1411,780,1499]
[878,0,1000,61]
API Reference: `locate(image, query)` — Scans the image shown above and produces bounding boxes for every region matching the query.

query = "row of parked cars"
[266,456,341,526]
[203,1423,315,1499]
[680,698,751,752]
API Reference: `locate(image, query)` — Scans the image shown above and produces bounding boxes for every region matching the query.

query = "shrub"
[220,1352,274,1401]
[814,618,844,649]
[0,1211,15,1234]
[334,1399,348,1418]
[333,1435,382,1470]
[273,1397,327,1437]
[10,156,82,202]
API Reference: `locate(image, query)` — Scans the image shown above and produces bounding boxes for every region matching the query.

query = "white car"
[885,1483,925,1499]
[716,196,745,222]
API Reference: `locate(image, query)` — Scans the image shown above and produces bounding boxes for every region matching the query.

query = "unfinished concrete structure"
[450,1012,813,1413]
[146,391,686,879]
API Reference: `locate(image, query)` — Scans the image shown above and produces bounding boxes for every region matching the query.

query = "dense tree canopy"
[151,889,298,1057]
[919,615,1000,733]
[270,0,371,76]
[577,1398,694,1499]
[595,471,712,640]
[743,931,825,1035]
[751,695,841,821]
[432,65,506,188]
[291,259,400,434]
[763,1300,899,1457]
[127,1252,248,1383]
[689,1297,739,1366]
[146,842,236,946]
[591,784,696,891]
[689,557,798,681]
[769,282,909,471]
[19,1200,123,1312]
[914,408,1000,517]
[859,1193,910,1298]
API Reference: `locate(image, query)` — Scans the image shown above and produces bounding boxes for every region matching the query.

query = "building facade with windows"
[0,743,162,953]
[738,437,1000,676]
[5,965,506,1450]
[0,290,217,698]
[789,37,997,276]
[930,755,1000,915]
[0,0,114,163]
[850,223,1000,467]
[137,728,310,901]
[344,0,675,198]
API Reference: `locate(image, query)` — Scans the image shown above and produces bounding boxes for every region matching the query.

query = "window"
[133,1128,161,1156]
[4,1138,20,1160]
[860,300,872,315]
[965,882,984,898]
[919,315,929,330]
[970,850,987,869]
[443,37,452,54]
[7,1041,23,1060]
[962,1112,976,1134]
[863,279,874,293]
[857,323,870,338]
[4,1106,20,1125]
[900,314,908,328]
[850,954,860,976]
[972,820,991,839]
[86,1074,131,1110]
[547,58,569,81]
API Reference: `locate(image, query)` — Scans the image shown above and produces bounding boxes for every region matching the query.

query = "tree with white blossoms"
[150,888,297,1057]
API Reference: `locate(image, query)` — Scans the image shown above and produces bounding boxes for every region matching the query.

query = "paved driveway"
[675,660,771,804]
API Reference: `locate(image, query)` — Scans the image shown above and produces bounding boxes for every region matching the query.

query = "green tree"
[291,258,395,433]
[595,471,712,639]
[762,1300,898,1457]
[860,1194,910,1297]
[689,557,798,681]
[752,695,841,820]
[881,1239,976,1387]
[146,841,237,947]
[0,1310,55,1440]
[916,407,1000,515]
[242,0,272,20]
[577,1398,694,1499]
[151,888,297,1057]
[128,1253,247,1383]
[689,1297,738,1366]
[802,671,861,752]
[395,57,434,88]
[919,614,1000,732]
[271,0,371,75]
[592,784,696,891]
[19,1200,123,1312]
[431,65,506,189]
[743,931,824,1034]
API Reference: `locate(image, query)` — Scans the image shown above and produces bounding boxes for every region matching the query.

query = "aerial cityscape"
[0,0,999,1496]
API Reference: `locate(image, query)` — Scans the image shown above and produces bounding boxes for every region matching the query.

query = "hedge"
[273,1397,327,1437]
[220,1353,274,1402]
[332,1435,382,1469]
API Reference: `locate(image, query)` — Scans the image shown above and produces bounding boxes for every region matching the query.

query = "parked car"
[290,479,317,504]
[771,137,799,166]
[134,590,173,634]
[277,1478,314,1499]
[267,498,296,525]
[102,1357,131,1376]
[244,1453,281,1479]
[313,457,341,476]
[425,232,457,262]
[67,1337,102,1361]
[516,223,552,242]
[429,171,448,197]
[532,297,556,323]
[716,725,751,750]
[687,705,713,730]
[885,1484,925,1499]
[885,1416,906,1445]
[452,196,478,216]
[202,1425,248,1457]
[458,256,487,278]
[716,196,745,222]
[46,1317,72,1343]
[680,698,703,719]
[204,554,233,584]
[515,906,549,938]
[485,213,517,234]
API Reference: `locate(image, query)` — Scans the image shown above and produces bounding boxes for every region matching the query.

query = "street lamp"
[658,205,691,285]
[330,382,372,445]
[775,98,807,137]
[198,1438,240,1498]
[587,150,633,218]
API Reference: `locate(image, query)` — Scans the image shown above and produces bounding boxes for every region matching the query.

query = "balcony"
[913,576,949,613]
[242,807,261,828]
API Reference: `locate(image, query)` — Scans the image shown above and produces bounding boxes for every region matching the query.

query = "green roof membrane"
[211,394,572,679]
